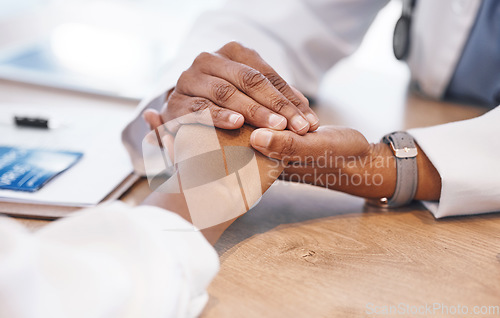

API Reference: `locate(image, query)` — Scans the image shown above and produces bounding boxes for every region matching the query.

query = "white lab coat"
[0,202,219,318]
[123,0,500,219]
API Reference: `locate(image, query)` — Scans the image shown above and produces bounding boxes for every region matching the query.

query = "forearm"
[280,141,441,201]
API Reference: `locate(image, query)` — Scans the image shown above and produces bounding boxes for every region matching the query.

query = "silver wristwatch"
[372,131,419,208]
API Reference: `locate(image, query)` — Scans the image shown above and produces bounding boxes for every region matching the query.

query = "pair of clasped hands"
[143,42,441,201]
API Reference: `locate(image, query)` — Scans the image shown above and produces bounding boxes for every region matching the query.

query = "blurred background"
[0,0,225,99]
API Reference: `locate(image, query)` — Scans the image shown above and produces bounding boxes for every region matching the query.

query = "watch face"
[393,16,411,60]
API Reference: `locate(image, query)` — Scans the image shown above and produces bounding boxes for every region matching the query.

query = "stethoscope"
[393,0,417,60]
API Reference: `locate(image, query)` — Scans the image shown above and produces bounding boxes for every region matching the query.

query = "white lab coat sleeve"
[122,0,389,174]
[407,106,500,218]
[0,202,219,318]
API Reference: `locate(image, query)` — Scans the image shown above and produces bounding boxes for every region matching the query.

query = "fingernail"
[306,113,319,126]
[252,130,273,148]
[268,114,286,128]
[229,113,243,125]
[291,115,309,132]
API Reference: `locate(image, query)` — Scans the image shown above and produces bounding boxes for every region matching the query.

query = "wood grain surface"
[204,182,500,318]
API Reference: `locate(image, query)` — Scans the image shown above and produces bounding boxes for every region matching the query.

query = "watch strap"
[382,131,418,207]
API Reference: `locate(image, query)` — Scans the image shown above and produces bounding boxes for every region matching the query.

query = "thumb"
[250,128,321,161]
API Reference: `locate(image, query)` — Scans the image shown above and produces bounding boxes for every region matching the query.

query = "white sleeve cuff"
[408,106,500,218]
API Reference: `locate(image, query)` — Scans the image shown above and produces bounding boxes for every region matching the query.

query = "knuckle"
[265,73,306,108]
[194,52,213,64]
[270,96,289,113]
[166,91,181,106]
[226,41,242,49]
[220,41,259,60]
[190,98,211,113]
[210,107,223,120]
[288,95,303,108]
[220,41,243,54]
[265,73,288,92]
[175,71,190,90]
[279,135,296,156]
[165,92,184,114]
[240,69,267,90]
[212,82,236,103]
[178,70,189,80]
[243,46,259,57]
[246,104,260,119]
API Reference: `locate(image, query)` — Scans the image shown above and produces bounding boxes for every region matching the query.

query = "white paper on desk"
[0,103,134,206]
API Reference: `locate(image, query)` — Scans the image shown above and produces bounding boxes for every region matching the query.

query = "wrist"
[367,139,441,205]
[365,142,397,199]
[368,131,420,207]
[413,143,441,200]
[332,142,396,199]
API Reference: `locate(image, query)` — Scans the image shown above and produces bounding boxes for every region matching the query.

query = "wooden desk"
[207,185,500,318]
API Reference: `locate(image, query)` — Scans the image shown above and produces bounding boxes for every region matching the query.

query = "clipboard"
[0,173,140,219]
